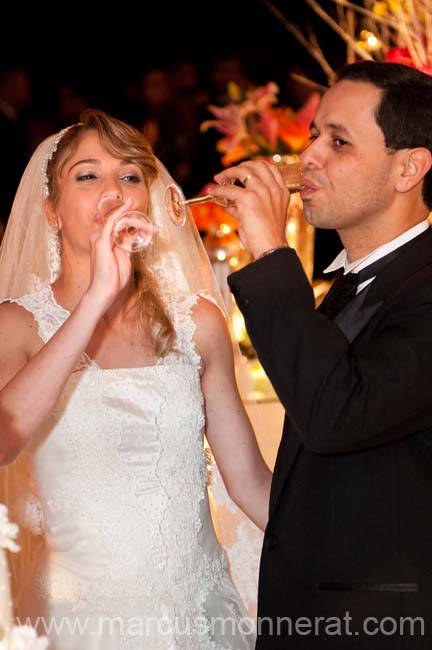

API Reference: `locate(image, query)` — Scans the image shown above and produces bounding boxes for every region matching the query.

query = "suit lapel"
[361,227,432,310]
[338,300,384,342]
[336,228,432,343]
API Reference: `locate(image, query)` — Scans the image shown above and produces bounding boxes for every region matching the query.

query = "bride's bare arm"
[0,207,133,465]
[194,297,272,531]
[0,294,106,464]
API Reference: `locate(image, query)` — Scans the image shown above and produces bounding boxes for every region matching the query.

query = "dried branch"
[331,0,399,29]
[290,72,328,93]
[346,8,356,64]
[389,3,424,67]
[259,0,337,83]
[304,0,374,60]
[405,0,426,64]
[425,0,432,60]
[262,0,432,81]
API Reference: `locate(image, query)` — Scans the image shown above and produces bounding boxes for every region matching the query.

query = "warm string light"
[358,30,382,52]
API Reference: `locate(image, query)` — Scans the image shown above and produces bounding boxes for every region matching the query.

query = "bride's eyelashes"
[75,172,144,184]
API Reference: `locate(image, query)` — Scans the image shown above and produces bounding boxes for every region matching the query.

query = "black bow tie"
[319,251,399,320]
[318,271,364,320]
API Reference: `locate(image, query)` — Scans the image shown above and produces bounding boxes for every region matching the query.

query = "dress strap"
[5,282,68,344]
[162,289,228,369]
[160,291,200,367]
[1,279,96,371]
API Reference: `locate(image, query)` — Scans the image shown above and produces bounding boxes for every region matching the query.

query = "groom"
[210,61,432,648]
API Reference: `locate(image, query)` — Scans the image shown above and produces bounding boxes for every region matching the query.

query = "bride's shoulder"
[0,302,39,397]
[0,299,37,326]
[0,300,41,358]
[191,294,226,324]
[191,295,231,365]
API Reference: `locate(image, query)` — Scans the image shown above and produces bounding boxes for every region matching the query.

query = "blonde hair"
[46,109,176,357]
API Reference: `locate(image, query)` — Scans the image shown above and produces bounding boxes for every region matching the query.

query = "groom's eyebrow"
[310,119,353,139]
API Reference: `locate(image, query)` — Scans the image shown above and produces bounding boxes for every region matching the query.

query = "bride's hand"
[86,197,133,311]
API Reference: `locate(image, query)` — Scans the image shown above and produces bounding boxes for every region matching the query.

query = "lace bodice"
[2,283,254,650]
[17,280,202,371]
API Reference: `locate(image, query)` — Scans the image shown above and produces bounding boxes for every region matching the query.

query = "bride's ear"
[395,147,432,194]
[44,198,62,231]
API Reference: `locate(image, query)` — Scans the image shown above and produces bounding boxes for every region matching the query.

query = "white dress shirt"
[323,220,430,293]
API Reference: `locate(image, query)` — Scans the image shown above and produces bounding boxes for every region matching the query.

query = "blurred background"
[0,1,350,271]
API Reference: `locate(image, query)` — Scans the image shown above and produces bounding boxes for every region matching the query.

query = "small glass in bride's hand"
[97,196,157,253]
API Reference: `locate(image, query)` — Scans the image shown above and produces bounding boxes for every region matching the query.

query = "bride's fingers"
[113,243,133,275]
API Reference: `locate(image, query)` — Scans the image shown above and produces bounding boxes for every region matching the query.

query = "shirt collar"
[324,220,430,275]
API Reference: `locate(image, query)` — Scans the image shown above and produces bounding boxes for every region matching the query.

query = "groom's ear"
[44,198,62,231]
[394,147,432,194]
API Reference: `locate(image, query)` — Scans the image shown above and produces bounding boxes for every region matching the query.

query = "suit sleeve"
[228,247,432,455]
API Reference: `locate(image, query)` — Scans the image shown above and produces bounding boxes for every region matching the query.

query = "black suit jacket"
[228,229,432,649]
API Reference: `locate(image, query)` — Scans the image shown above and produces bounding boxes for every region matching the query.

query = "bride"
[0,109,271,649]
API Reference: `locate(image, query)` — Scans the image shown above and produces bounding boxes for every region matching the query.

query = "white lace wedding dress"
[3,283,255,650]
